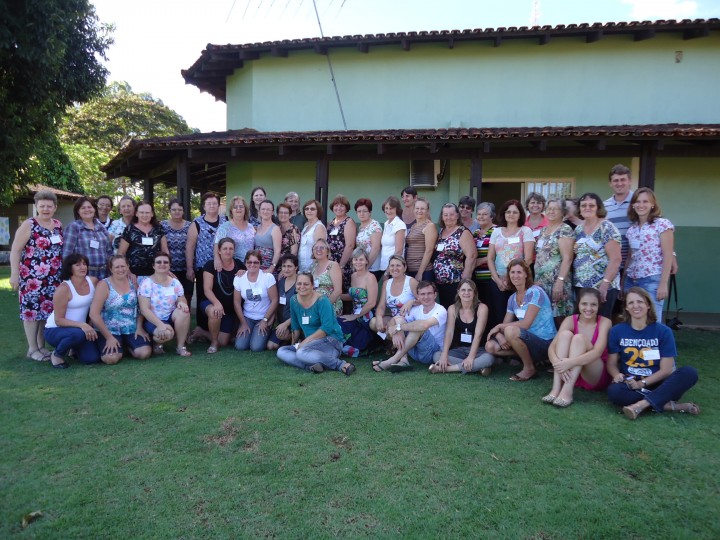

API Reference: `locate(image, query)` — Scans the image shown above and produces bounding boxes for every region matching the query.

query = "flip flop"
[509,372,537,382]
[341,363,355,376]
[206,345,218,354]
[176,347,192,357]
[388,362,412,373]
[372,361,385,373]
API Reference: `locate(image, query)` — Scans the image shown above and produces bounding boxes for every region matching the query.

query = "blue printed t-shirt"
[506,285,557,341]
[608,322,677,378]
[289,294,344,343]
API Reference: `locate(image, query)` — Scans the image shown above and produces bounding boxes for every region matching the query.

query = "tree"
[0,0,112,204]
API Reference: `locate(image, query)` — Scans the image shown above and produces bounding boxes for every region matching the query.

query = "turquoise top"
[290,294,344,343]
[102,278,138,335]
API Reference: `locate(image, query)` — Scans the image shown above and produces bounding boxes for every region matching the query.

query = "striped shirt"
[604,192,633,268]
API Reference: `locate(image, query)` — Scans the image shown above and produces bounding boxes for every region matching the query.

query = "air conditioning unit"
[410,160,443,189]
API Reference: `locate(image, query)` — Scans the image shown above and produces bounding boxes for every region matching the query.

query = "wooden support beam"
[271,47,288,58]
[539,33,550,45]
[377,143,385,155]
[357,43,369,53]
[634,29,656,41]
[314,44,327,55]
[238,51,260,60]
[315,159,329,224]
[483,142,491,153]
[429,142,438,154]
[401,39,411,51]
[326,144,334,155]
[447,38,454,49]
[683,27,710,40]
[230,147,238,157]
[187,148,194,159]
[532,140,548,151]
[493,35,502,47]
[142,177,154,206]
[586,30,603,43]
[639,141,657,190]
[177,154,191,220]
[470,156,483,202]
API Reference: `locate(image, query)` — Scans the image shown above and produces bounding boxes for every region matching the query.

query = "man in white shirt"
[377,281,447,372]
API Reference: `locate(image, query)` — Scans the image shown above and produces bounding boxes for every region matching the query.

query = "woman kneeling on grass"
[484,259,557,381]
[276,272,356,375]
[89,255,152,364]
[429,279,492,375]
[138,252,192,357]
[233,250,278,352]
[543,288,612,408]
[606,287,699,420]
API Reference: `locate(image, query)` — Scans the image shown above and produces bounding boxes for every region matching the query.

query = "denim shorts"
[143,317,173,335]
[409,331,441,364]
[200,300,238,334]
[518,328,552,364]
[97,333,151,354]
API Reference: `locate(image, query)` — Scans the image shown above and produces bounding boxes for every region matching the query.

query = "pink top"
[572,314,608,362]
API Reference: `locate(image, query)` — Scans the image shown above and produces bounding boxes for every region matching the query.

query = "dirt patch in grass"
[204,417,241,447]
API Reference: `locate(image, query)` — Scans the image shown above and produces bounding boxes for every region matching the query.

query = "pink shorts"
[575,359,611,392]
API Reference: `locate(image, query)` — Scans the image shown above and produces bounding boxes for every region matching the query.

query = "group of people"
[9,164,699,420]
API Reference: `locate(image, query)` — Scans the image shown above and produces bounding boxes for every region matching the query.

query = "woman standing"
[543,288,612,408]
[354,198,382,282]
[161,198,193,302]
[276,272,356,375]
[472,202,496,308]
[118,201,168,277]
[253,200,282,272]
[62,197,113,279]
[108,195,137,251]
[525,192,549,239]
[338,248,379,357]
[624,188,674,318]
[277,203,300,257]
[534,198,575,324]
[487,199,535,331]
[327,194,356,291]
[89,255,152,364]
[200,238,245,353]
[485,259,557,381]
[44,254,100,368]
[309,239,343,316]
[233,250,279,351]
[433,203,477,308]
[429,279,491,375]
[138,252,192,357]
[267,254,299,350]
[573,193,622,319]
[249,186,266,228]
[298,199,327,272]
[214,195,255,264]
[285,191,306,230]
[380,196,407,278]
[607,287,699,420]
[405,197,437,282]
[563,198,583,230]
[10,190,64,362]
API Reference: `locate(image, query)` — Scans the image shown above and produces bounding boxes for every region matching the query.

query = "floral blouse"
[625,218,674,279]
[356,219,382,272]
[280,224,300,257]
[433,226,467,284]
[573,220,622,289]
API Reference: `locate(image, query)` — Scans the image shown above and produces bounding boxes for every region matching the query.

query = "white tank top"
[46,277,95,328]
[299,221,322,272]
[385,275,414,317]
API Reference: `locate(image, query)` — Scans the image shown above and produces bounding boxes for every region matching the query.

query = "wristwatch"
[396,323,402,332]
[557,276,565,281]
[262,317,268,322]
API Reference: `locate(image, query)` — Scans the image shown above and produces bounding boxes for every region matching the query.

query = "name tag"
[576,237,588,245]
[50,234,62,244]
[508,236,520,245]
[313,278,319,288]
[279,296,287,305]
[294,343,300,350]
[302,316,310,325]
[141,237,153,246]
[329,229,339,236]
[514,308,527,319]
[377,331,387,340]
[537,238,545,249]
[89,240,100,249]
[163,287,175,297]
[436,243,446,251]
[629,240,641,250]
[586,239,602,251]
[642,349,660,360]
[533,230,541,238]
[252,287,262,296]
[460,332,472,344]
[354,306,362,315]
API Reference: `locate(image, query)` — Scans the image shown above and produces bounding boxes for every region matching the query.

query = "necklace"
[216,265,235,297]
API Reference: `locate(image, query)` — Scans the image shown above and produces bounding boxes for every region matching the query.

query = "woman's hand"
[376,318,386,333]
[81,323,98,341]
[554,358,572,374]
[598,281,609,302]
[657,282,669,301]
[391,331,405,350]
[236,322,250,339]
[461,356,474,372]
[213,255,222,272]
[399,301,413,316]
[210,302,224,319]
[275,321,290,340]
[154,324,174,341]
[102,336,121,355]
[235,269,247,278]
[612,373,626,384]
[186,268,195,281]
[340,314,360,322]
[437,354,449,372]
[135,328,150,342]
[9,276,19,291]
[493,275,506,291]
[177,302,190,314]
[552,279,565,302]
[257,319,269,336]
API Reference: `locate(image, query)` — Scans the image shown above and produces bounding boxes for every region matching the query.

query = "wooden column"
[469,155,484,201]
[177,154,191,221]
[639,141,657,190]
[315,158,329,224]
[142,177,154,206]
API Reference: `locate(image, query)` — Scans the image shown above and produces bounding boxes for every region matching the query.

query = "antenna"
[531,0,541,27]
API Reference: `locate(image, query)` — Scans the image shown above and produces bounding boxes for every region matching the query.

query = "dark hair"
[133,201,159,227]
[383,196,402,215]
[106,254,128,274]
[73,197,98,221]
[61,253,90,280]
[259,199,275,213]
[217,237,236,251]
[609,163,631,180]
[278,253,299,269]
[453,278,479,313]
[628,187,662,225]
[624,286,658,325]
[330,194,351,213]
[578,193,607,218]
[576,287,602,312]
[297,271,314,285]
[245,250,262,264]
[506,259,533,291]
[417,280,437,293]
[153,251,172,266]
[458,195,476,210]
[118,195,138,212]
[96,195,113,208]
[250,186,267,219]
[401,186,418,197]
[525,192,546,209]
[354,198,373,212]
[168,197,183,210]
[303,199,323,221]
[497,199,526,228]
[201,192,220,213]
[438,203,460,228]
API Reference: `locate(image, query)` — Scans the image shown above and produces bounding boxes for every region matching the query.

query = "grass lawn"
[1,267,718,539]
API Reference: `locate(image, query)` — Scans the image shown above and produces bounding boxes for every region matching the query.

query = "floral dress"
[433,226,467,284]
[349,286,373,323]
[310,261,343,315]
[356,219,382,272]
[573,220,622,289]
[18,218,64,321]
[280,224,300,257]
[327,217,353,291]
[534,223,574,317]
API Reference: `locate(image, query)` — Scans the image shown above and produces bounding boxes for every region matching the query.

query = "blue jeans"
[44,327,100,364]
[408,331,441,365]
[276,337,347,372]
[607,366,698,412]
[625,274,664,319]
[235,317,271,352]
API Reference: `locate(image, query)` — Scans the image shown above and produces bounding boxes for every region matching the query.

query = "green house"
[104,19,720,315]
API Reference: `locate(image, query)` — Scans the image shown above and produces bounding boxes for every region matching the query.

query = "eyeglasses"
[459,204,473,210]
[154,260,170,265]
[233,205,244,209]
[246,260,260,265]
[313,246,327,251]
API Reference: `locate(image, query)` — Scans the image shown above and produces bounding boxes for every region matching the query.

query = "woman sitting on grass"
[44,253,101,369]
[542,288,612,408]
[606,287,699,420]
[89,255,152,364]
[429,279,491,375]
[267,254,299,350]
[338,248,379,357]
[485,259,557,381]
[276,272,356,375]
[138,252,192,357]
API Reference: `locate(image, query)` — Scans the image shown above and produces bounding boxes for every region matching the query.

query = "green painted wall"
[226,35,720,131]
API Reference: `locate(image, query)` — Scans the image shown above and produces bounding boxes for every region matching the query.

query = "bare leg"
[546,330,574,398]
[556,334,593,402]
[376,330,423,369]
[206,305,221,349]
[503,326,536,379]
[23,320,41,355]
[131,345,152,360]
[172,308,191,349]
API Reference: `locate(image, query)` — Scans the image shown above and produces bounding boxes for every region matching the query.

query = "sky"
[91,0,720,133]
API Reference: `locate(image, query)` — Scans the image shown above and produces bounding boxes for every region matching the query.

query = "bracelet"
[556,276,565,281]
[602,278,611,284]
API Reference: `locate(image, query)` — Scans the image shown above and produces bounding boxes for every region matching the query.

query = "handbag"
[664,274,683,330]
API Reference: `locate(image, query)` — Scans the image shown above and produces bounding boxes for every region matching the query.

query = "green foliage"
[26,134,84,194]
[0,0,112,204]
